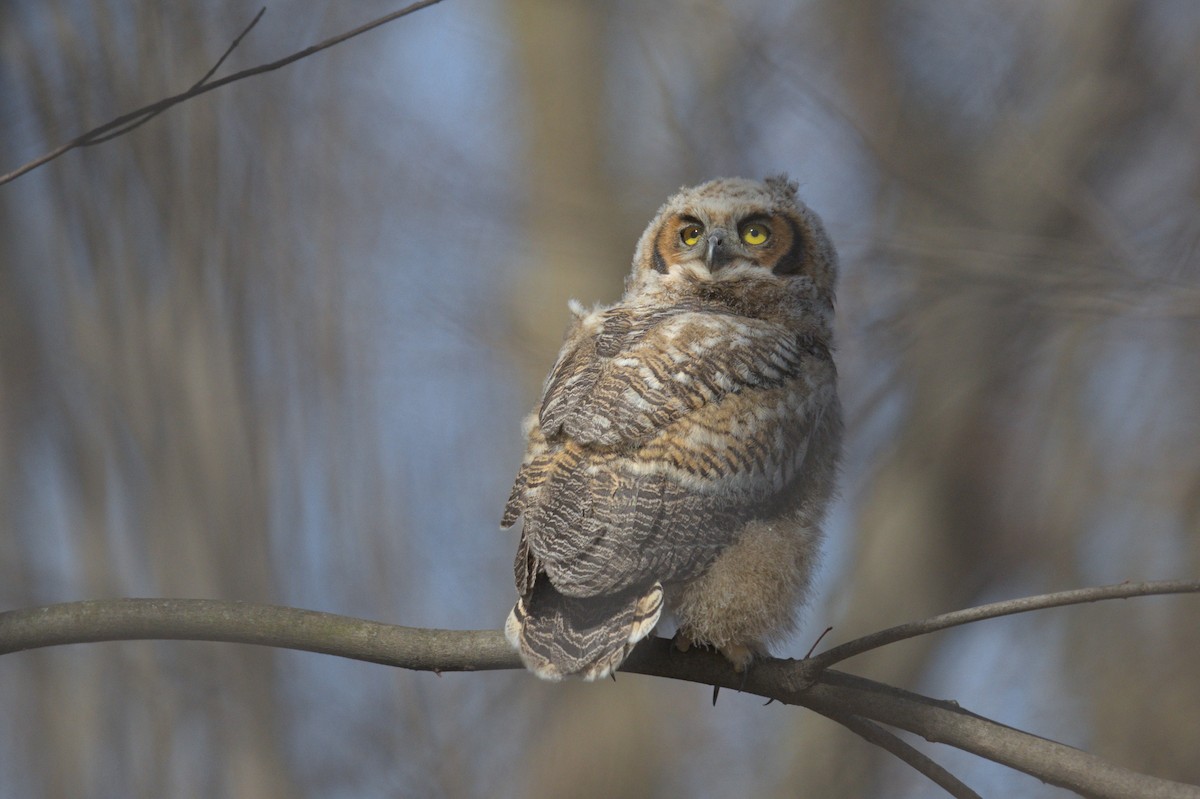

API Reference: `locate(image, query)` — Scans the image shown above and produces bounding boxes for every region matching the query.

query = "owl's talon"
[673,630,694,653]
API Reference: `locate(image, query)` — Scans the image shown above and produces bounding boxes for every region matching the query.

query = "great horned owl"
[503,176,841,680]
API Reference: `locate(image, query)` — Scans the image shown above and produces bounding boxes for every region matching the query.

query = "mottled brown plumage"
[503,176,841,679]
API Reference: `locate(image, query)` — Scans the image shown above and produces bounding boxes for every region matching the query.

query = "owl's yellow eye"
[740,223,770,246]
[680,224,704,247]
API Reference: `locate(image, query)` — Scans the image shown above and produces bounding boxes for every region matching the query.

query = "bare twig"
[0,0,447,186]
[193,8,269,90]
[82,7,268,147]
[810,579,1200,670]
[816,709,982,799]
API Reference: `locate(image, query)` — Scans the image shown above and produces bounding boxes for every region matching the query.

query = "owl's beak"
[705,232,736,271]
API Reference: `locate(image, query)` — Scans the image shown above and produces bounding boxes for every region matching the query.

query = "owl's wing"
[539,307,823,447]
[505,306,835,598]
[537,303,692,443]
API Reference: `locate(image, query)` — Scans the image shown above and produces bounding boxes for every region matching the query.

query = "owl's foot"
[675,629,756,672]
[718,643,755,673]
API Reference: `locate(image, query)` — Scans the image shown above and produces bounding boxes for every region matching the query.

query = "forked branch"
[809,708,982,799]
[1,582,1198,799]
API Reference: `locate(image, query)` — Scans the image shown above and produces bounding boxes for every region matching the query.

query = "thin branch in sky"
[83,7,268,147]
[0,0,447,186]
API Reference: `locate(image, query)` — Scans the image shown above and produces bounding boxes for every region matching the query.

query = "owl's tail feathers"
[505,576,663,681]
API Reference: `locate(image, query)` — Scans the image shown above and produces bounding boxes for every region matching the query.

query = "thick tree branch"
[2,591,1198,799]
[0,598,514,670]
[624,639,1199,799]
[0,0,447,186]
[805,671,1198,799]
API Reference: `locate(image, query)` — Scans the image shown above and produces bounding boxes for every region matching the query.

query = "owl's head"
[627,175,836,311]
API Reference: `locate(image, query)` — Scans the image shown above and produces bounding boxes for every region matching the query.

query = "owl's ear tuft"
[765,174,799,206]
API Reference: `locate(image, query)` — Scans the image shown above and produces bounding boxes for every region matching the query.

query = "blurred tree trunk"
[505,0,630,381]
[0,4,343,796]
[502,2,671,797]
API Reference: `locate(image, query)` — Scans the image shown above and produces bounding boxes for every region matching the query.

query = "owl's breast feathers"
[502,299,836,680]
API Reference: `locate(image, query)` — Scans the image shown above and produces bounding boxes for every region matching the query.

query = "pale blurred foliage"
[1,1,1198,798]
